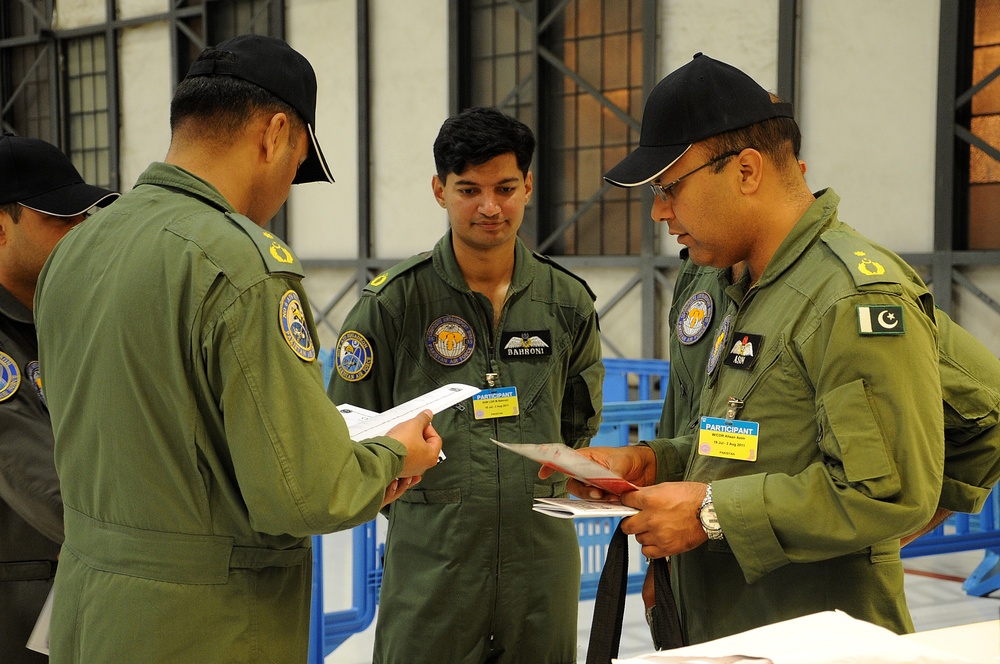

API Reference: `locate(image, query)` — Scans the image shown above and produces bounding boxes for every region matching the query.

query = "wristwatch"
[699,483,724,540]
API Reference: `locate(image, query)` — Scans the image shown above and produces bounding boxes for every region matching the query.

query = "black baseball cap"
[0,134,119,216]
[604,53,794,187]
[183,34,334,185]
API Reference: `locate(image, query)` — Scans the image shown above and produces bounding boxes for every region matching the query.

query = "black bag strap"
[586,522,629,664]
[650,556,685,650]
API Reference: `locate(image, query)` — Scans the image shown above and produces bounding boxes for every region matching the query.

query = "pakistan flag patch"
[857,305,905,335]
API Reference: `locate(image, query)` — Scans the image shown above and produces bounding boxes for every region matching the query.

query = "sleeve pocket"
[821,379,893,483]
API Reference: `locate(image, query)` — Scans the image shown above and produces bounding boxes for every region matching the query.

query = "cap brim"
[19,183,120,217]
[293,124,334,184]
[603,143,690,187]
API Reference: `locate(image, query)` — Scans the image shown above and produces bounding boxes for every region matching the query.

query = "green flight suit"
[327,232,604,664]
[646,189,944,644]
[34,163,407,663]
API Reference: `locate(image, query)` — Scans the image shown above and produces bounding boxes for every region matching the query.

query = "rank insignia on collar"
[26,360,45,407]
[0,352,21,402]
[501,330,552,358]
[677,291,714,345]
[857,305,905,335]
[336,330,374,381]
[723,332,764,370]
[279,290,316,362]
[706,314,732,376]
[426,315,475,366]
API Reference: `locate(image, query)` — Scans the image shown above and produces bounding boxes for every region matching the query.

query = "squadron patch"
[723,332,765,370]
[279,290,316,362]
[336,330,374,381]
[706,314,732,376]
[500,330,552,359]
[26,360,46,407]
[426,315,475,366]
[676,291,714,345]
[0,352,20,402]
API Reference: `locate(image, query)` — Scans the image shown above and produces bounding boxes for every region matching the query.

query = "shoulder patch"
[279,290,316,361]
[531,251,597,301]
[0,352,21,402]
[225,213,304,278]
[335,330,374,381]
[821,230,900,288]
[363,252,432,294]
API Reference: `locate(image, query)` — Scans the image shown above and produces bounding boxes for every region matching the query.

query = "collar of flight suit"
[431,230,538,297]
[0,283,32,325]
[133,162,238,216]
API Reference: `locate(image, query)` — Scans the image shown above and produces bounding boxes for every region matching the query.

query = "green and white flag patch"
[857,305,905,335]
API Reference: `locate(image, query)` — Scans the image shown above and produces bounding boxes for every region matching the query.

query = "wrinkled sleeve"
[561,308,604,450]
[205,278,405,538]
[937,310,1000,513]
[718,292,943,583]
[0,395,63,544]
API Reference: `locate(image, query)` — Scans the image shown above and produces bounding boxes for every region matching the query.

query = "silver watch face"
[700,503,722,538]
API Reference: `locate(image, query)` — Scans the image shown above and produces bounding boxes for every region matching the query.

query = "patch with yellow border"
[279,290,316,361]
[336,330,374,381]
[0,352,21,402]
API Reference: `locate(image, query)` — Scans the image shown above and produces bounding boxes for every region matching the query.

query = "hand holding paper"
[491,439,639,495]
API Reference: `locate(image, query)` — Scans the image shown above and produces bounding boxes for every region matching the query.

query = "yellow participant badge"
[698,416,759,461]
[279,290,316,361]
[473,387,519,419]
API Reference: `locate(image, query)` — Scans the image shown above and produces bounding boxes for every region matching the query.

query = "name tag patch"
[501,330,552,358]
[723,332,764,370]
[857,305,905,335]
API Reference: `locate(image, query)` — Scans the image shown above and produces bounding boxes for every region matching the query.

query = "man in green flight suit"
[34,35,442,663]
[558,53,945,643]
[327,107,604,664]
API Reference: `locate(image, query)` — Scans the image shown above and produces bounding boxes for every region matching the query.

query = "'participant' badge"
[279,290,316,361]
[676,291,714,345]
[426,315,475,366]
[0,352,20,402]
[336,330,374,381]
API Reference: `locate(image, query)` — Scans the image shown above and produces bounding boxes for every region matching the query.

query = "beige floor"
[327,549,1000,663]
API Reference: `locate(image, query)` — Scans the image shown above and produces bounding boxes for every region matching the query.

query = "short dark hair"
[0,203,21,223]
[705,115,801,172]
[433,107,535,182]
[170,49,304,141]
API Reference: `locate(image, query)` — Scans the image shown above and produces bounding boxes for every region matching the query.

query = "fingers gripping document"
[339,383,482,462]
[491,439,639,518]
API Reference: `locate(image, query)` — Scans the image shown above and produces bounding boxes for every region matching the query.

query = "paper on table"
[491,439,638,495]
[532,497,638,519]
[340,383,481,461]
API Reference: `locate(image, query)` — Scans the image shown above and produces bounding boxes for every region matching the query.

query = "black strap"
[650,557,685,650]
[586,522,629,664]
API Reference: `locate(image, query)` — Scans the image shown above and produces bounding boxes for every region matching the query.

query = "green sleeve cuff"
[714,474,789,584]
[938,476,992,514]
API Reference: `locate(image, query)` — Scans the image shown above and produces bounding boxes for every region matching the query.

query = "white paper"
[26,586,53,655]
[341,383,481,461]
[612,610,975,664]
[532,497,638,519]
[492,439,639,495]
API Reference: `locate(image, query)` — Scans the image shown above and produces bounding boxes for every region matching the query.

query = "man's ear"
[260,112,290,164]
[737,148,763,194]
[432,174,447,209]
[524,170,533,204]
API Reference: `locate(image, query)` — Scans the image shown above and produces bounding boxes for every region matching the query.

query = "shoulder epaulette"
[225,213,304,278]
[363,252,432,294]
[820,229,900,288]
[532,251,597,301]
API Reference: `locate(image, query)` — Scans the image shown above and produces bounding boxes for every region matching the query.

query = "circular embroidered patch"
[425,315,475,366]
[705,314,732,376]
[676,291,714,345]
[0,352,21,402]
[26,360,45,407]
[279,290,316,362]
[336,330,374,382]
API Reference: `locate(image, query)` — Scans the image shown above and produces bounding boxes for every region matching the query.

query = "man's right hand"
[538,445,658,500]
[386,409,443,477]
